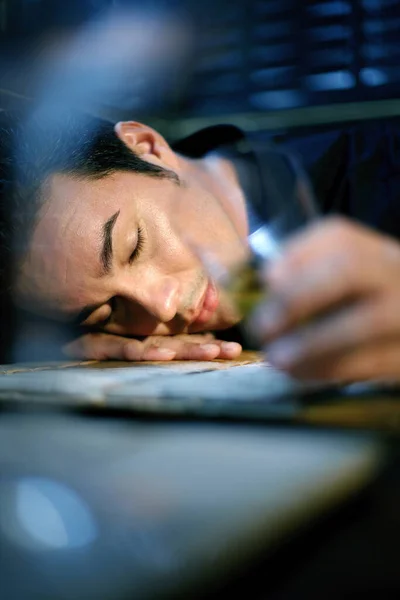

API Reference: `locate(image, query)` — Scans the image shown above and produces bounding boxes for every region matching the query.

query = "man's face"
[17,160,245,337]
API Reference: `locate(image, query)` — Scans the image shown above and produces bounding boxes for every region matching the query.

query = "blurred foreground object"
[0,412,384,599]
[0,0,192,119]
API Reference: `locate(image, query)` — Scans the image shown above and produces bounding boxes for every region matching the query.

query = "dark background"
[1,0,400,137]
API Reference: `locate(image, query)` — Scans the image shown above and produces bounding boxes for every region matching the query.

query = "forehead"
[17,172,136,316]
[45,171,133,217]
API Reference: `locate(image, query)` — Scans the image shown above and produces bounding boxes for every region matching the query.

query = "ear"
[114,121,180,171]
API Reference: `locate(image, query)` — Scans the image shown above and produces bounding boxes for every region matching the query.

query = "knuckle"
[325,217,359,253]
[183,342,197,354]
[89,348,107,360]
[142,335,159,347]
[333,223,354,250]
[77,335,97,359]
[91,346,109,361]
[326,215,352,236]
[121,344,131,361]
[121,340,141,360]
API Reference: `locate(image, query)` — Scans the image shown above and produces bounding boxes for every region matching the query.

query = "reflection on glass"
[0,477,97,551]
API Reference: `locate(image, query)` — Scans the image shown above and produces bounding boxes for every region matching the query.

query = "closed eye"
[129,226,145,264]
[94,227,144,327]
[83,227,145,329]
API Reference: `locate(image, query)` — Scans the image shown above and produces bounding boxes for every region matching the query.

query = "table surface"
[0,350,262,374]
[0,351,400,433]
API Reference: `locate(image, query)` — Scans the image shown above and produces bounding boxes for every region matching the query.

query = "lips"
[192,279,219,325]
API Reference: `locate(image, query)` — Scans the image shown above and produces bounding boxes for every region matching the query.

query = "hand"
[64,332,242,362]
[256,217,400,382]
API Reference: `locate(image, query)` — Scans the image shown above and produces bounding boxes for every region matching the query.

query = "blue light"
[363,0,399,11]
[363,18,400,35]
[249,225,281,260]
[360,68,389,86]
[250,89,303,109]
[308,2,351,17]
[307,70,355,91]
[15,478,97,551]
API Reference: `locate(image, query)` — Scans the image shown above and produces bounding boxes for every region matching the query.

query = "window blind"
[2,0,400,120]
[184,0,400,117]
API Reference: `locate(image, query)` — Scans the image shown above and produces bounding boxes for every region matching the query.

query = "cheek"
[186,198,239,251]
[168,187,221,239]
[147,208,198,269]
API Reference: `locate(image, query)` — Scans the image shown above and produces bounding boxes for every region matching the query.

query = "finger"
[144,338,241,361]
[186,339,242,359]
[64,332,133,360]
[266,217,400,294]
[122,338,177,361]
[255,256,354,340]
[139,346,177,361]
[265,219,400,324]
[259,258,400,342]
[65,333,176,361]
[65,332,237,362]
[137,333,215,350]
[160,333,215,343]
[213,341,242,359]
[266,293,400,371]
[168,342,222,361]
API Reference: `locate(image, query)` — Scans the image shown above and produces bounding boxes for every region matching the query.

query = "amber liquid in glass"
[225,255,266,319]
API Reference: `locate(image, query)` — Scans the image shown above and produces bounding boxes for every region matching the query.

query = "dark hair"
[0,109,178,361]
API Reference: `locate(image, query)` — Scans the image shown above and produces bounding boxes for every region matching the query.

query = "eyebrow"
[101,210,120,275]
[69,210,120,325]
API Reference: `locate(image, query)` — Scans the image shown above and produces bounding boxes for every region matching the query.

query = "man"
[2,111,400,381]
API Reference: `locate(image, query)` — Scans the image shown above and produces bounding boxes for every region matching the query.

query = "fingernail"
[151,348,176,358]
[199,344,219,352]
[221,342,241,353]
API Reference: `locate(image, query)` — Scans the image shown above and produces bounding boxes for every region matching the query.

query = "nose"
[148,276,180,322]
[121,274,180,323]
